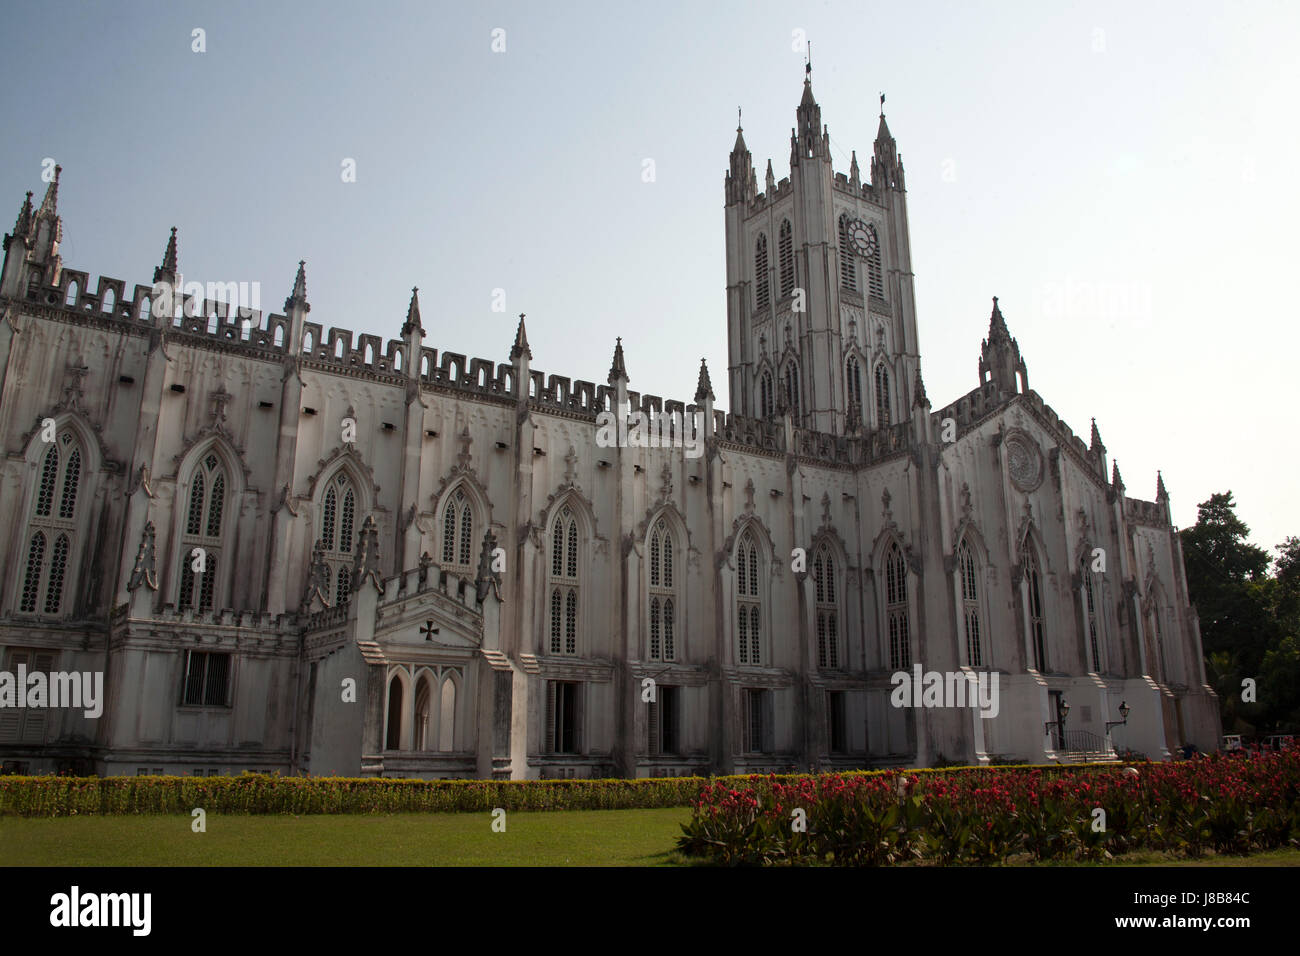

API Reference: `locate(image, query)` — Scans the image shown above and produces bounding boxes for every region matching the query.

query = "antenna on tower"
[806,42,812,77]
[880,91,886,115]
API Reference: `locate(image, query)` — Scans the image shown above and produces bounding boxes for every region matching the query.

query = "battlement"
[382,561,485,616]
[147,604,297,633]
[1124,496,1169,528]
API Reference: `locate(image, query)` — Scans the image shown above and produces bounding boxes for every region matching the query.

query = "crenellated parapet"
[1124,496,1170,529]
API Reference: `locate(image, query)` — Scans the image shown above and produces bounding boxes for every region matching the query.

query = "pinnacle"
[695,357,714,402]
[1156,470,1168,500]
[38,165,61,216]
[154,226,178,283]
[283,259,309,313]
[607,336,628,385]
[1090,417,1105,452]
[510,312,531,361]
[402,286,424,339]
[987,296,1011,343]
[1112,460,1124,488]
[912,368,929,408]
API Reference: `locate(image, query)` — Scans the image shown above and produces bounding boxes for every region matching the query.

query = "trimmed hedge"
[0,762,1126,818]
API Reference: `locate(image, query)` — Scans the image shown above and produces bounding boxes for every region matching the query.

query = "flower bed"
[676,751,1300,865]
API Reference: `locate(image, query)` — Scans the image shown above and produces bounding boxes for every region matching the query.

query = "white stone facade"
[0,79,1220,778]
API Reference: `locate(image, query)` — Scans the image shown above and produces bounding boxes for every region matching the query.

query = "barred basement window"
[648,685,680,755]
[958,540,983,667]
[545,680,581,754]
[814,544,839,668]
[828,690,847,753]
[778,219,794,298]
[736,531,761,665]
[1025,541,1047,672]
[754,233,770,311]
[548,505,580,655]
[744,688,770,753]
[182,650,231,707]
[885,542,911,670]
[837,215,857,291]
[1082,554,1100,671]
[648,518,676,661]
[875,364,891,428]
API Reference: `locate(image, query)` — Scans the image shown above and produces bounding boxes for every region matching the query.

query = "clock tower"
[724,75,922,436]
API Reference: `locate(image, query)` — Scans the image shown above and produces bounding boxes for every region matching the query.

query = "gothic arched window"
[441,486,474,570]
[16,426,87,618]
[178,452,225,611]
[1081,554,1100,672]
[885,542,910,670]
[648,517,677,662]
[1025,539,1047,672]
[778,219,794,298]
[754,233,770,311]
[958,539,983,667]
[320,471,359,608]
[867,238,884,299]
[548,505,580,655]
[736,530,761,665]
[837,214,857,292]
[875,363,891,427]
[814,543,840,668]
[782,361,800,419]
[759,369,774,418]
[846,355,862,412]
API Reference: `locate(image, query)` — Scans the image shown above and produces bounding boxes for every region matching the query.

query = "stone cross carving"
[421,620,439,641]
[127,521,158,591]
[303,539,331,607]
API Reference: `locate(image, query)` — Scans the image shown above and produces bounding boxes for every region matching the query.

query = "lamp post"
[1045,697,1070,749]
[1105,700,1131,733]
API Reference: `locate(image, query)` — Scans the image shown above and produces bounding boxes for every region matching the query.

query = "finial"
[806,42,812,77]
[510,312,531,361]
[737,106,742,130]
[880,92,886,116]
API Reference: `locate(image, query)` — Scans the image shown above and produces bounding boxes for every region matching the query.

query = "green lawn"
[5,810,1299,866]
[0,808,694,866]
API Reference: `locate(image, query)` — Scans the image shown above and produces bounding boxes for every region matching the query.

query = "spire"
[37,165,60,218]
[284,259,309,313]
[849,150,860,189]
[11,191,33,240]
[912,368,929,408]
[765,158,776,194]
[872,98,904,190]
[695,357,714,402]
[1112,460,1124,489]
[979,296,1028,395]
[401,287,424,338]
[607,336,628,385]
[727,108,756,205]
[1090,417,1105,454]
[153,227,178,284]
[510,312,531,361]
[1156,470,1168,501]
[795,69,825,161]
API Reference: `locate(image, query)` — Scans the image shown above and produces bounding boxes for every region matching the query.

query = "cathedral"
[0,75,1220,779]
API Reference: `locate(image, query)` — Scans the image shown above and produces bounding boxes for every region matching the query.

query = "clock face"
[848,219,877,258]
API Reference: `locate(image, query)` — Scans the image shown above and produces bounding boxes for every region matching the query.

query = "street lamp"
[1044,698,1070,737]
[1105,700,1131,732]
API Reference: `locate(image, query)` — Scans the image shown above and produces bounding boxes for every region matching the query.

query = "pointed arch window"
[759,369,774,418]
[548,505,580,656]
[846,356,862,412]
[648,517,677,662]
[19,430,85,618]
[1081,554,1100,672]
[736,530,761,665]
[178,452,225,611]
[320,471,360,608]
[874,363,891,428]
[754,233,770,311]
[837,215,857,292]
[441,486,474,571]
[782,361,800,419]
[958,539,983,667]
[867,240,884,299]
[778,219,795,298]
[885,542,911,670]
[814,543,840,668]
[1025,540,1047,672]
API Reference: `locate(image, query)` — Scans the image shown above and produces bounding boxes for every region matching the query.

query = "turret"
[872,106,905,191]
[978,297,1028,397]
[726,114,757,205]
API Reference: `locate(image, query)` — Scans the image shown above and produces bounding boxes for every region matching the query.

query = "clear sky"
[2,0,1296,561]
